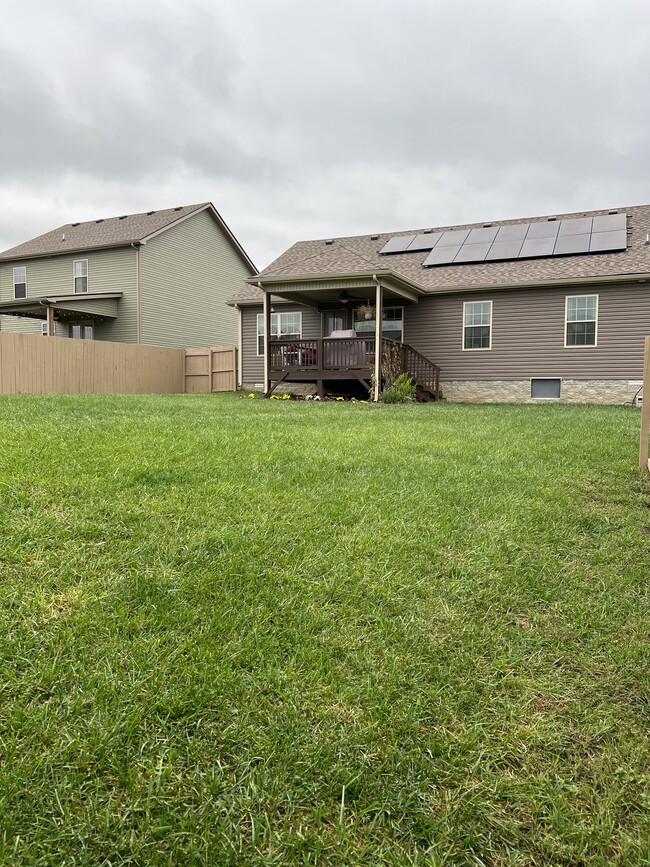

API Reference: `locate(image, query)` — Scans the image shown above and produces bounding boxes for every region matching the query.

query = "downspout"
[235,303,243,389]
[131,242,144,344]
[38,300,55,336]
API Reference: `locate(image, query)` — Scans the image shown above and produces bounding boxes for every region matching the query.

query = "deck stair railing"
[382,338,441,401]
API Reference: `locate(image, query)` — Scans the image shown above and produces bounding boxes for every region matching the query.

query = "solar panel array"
[378,213,628,267]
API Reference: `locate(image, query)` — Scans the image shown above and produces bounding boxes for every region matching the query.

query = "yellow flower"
[248,393,255,399]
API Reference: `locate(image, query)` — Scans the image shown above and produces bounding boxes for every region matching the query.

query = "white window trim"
[462,300,492,351]
[13,266,27,299]
[73,259,88,294]
[565,294,598,348]
[257,311,303,356]
[41,322,49,336]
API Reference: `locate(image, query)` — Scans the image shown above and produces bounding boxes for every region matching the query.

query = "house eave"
[0,243,138,263]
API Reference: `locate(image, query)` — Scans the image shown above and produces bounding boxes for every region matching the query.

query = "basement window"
[531,378,561,399]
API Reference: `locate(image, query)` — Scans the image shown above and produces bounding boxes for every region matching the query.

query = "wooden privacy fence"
[0,333,237,395]
[640,336,650,470]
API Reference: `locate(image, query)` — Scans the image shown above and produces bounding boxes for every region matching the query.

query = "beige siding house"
[230,203,650,404]
[0,203,255,347]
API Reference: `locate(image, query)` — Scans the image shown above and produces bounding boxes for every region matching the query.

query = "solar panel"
[525,221,560,240]
[466,226,499,245]
[437,229,470,246]
[454,242,492,263]
[407,233,443,252]
[485,240,525,261]
[422,245,462,267]
[519,236,557,258]
[558,217,593,236]
[589,229,628,252]
[592,213,627,233]
[494,223,529,242]
[379,235,416,254]
[554,233,591,255]
[383,214,628,268]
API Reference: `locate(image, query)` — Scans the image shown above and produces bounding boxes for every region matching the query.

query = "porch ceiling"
[256,271,422,307]
[0,292,122,322]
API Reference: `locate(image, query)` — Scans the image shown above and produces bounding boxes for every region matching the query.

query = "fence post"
[640,336,650,470]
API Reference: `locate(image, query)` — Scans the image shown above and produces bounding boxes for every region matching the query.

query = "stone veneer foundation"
[441,379,642,405]
[243,379,642,405]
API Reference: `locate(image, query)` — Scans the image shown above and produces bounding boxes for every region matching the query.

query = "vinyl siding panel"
[0,247,137,341]
[139,209,253,348]
[405,283,650,380]
[241,304,322,383]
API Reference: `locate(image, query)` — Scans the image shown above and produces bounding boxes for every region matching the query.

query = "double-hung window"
[69,321,94,340]
[74,259,88,293]
[13,266,27,299]
[257,312,302,355]
[565,295,597,346]
[463,300,492,350]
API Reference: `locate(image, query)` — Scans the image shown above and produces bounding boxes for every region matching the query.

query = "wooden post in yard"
[263,290,271,397]
[47,305,55,337]
[373,281,383,402]
[639,336,650,470]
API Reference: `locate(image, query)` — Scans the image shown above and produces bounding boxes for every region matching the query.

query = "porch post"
[263,290,272,397]
[46,305,55,337]
[373,281,383,402]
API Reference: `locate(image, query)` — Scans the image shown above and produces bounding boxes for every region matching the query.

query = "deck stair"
[383,339,441,401]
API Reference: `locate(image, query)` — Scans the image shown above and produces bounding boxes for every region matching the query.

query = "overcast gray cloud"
[2,0,650,267]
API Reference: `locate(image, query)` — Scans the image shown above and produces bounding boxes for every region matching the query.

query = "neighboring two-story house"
[0,203,256,348]
[229,203,650,404]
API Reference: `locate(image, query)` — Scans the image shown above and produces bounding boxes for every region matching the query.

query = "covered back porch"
[257,271,440,401]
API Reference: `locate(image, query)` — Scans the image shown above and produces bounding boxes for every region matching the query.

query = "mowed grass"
[0,395,648,866]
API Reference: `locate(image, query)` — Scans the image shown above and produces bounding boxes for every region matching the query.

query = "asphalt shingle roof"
[231,203,650,303]
[0,203,210,261]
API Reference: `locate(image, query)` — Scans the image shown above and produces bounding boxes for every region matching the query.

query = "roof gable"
[0,203,256,273]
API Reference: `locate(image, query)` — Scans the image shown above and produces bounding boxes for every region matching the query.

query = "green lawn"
[0,395,648,866]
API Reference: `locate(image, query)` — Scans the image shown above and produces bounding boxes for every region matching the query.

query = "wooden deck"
[267,337,441,399]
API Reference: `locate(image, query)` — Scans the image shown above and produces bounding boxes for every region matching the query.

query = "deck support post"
[263,290,272,397]
[373,281,383,402]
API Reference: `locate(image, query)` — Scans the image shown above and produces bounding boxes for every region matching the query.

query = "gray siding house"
[0,203,256,347]
[229,204,650,403]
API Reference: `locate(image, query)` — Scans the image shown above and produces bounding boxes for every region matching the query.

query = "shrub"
[381,373,415,403]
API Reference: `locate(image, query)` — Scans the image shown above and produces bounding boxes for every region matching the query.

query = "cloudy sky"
[2,0,650,269]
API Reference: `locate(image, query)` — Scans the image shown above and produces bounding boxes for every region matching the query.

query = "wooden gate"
[184,346,237,394]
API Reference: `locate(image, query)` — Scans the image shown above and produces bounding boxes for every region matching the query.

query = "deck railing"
[268,336,441,399]
[269,338,375,371]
